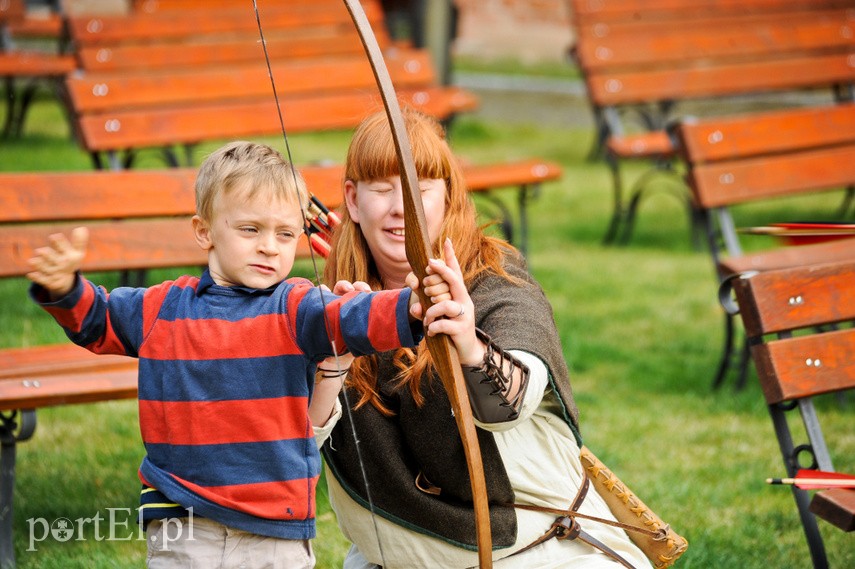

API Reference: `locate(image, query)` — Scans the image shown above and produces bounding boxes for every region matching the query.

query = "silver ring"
[455,305,465,318]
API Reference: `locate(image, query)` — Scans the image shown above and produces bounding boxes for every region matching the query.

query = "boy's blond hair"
[195,141,308,221]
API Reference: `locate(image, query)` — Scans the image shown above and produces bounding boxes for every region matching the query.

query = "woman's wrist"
[459,340,488,368]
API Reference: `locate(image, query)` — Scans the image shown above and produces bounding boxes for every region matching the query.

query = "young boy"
[26,141,446,568]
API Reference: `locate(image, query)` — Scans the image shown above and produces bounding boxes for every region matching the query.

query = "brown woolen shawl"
[322,253,581,549]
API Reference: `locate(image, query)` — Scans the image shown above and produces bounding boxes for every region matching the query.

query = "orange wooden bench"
[731,260,855,568]
[62,1,475,169]
[0,0,73,137]
[673,103,855,389]
[61,2,561,254]
[568,0,855,244]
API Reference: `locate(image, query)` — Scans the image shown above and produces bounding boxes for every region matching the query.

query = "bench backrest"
[0,157,559,277]
[62,2,477,168]
[732,261,855,405]
[731,260,855,559]
[573,10,855,107]
[66,50,437,113]
[0,168,345,278]
[569,0,855,155]
[674,103,855,275]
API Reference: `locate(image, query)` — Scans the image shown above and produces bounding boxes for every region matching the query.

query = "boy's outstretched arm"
[27,227,89,301]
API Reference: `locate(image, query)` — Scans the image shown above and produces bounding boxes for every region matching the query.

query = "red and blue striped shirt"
[32,270,419,539]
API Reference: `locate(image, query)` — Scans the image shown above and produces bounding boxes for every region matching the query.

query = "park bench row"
[0,154,561,568]
[666,96,855,566]
[4,1,558,255]
[568,0,855,244]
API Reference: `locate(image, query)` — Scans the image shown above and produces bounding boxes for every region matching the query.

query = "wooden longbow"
[341,1,493,566]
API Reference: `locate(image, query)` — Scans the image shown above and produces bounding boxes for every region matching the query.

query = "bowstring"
[251,2,388,564]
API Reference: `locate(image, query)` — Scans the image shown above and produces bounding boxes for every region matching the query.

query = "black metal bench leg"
[2,77,17,140]
[602,152,624,245]
[1,410,37,569]
[734,339,752,391]
[12,81,39,138]
[712,311,736,390]
[518,184,538,259]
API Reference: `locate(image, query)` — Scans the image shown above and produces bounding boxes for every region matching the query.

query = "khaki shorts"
[146,516,315,569]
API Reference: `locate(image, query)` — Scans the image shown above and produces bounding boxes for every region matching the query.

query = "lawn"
[1,76,852,569]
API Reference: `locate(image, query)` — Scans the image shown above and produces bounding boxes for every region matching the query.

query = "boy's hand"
[26,227,89,300]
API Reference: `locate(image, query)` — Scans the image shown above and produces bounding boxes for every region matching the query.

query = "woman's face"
[345,175,447,287]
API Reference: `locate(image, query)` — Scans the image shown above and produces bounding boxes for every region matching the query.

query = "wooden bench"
[730,260,855,569]
[62,2,476,168]
[64,49,476,167]
[60,2,561,255]
[673,102,855,389]
[0,0,73,137]
[568,0,855,243]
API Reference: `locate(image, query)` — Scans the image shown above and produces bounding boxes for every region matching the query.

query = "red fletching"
[304,193,339,259]
[309,233,331,258]
[767,470,855,490]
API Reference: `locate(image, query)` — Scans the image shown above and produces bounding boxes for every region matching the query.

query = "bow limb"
[342,1,492,566]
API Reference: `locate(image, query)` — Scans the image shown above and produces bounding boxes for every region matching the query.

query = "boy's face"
[193,183,304,289]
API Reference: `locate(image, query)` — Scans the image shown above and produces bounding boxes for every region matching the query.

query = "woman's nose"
[390,185,405,216]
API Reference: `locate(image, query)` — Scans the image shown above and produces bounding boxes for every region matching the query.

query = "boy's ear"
[192,215,213,250]
[344,180,360,224]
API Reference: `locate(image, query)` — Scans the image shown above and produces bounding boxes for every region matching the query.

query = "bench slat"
[75,31,376,72]
[587,53,855,106]
[0,166,346,223]
[576,14,855,70]
[0,53,75,75]
[68,3,384,45]
[718,237,855,276]
[754,320,855,404]
[678,103,855,164]
[692,144,855,208]
[571,0,851,24]
[0,368,138,410]
[67,51,436,112]
[810,489,855,532]
[733,261,855,336]
[0,344,133,379]
[74,87,479,152]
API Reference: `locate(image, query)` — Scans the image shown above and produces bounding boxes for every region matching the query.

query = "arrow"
[767,469,855,490]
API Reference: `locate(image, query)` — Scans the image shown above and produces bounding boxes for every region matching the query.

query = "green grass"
[2,88,853,569]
